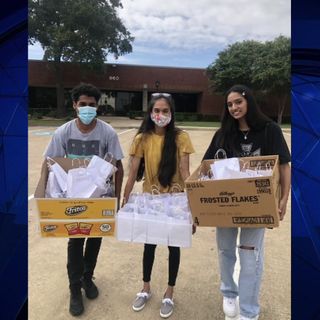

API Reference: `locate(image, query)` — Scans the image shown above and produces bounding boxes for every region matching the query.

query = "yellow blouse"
[129,130,195,193]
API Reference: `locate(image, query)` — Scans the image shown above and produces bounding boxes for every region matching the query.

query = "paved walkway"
[101,116,291,132]
[28,118,291,320]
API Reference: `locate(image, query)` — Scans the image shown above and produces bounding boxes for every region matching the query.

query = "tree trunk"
[277,94,287,125]
[277,104,284,125]
[53,61,66,118]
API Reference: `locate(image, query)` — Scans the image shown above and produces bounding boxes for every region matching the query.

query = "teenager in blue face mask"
[42,83,124,316]
[73,91,98,127]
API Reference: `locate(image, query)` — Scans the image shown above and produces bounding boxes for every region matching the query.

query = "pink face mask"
[151,112,172,127]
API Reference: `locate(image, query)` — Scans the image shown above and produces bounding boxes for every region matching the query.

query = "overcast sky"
[28,0,291,68]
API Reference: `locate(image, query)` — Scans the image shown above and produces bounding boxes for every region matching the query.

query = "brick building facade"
[28,60,290,121]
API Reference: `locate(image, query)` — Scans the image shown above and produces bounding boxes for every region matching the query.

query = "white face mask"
[151,112,171,127]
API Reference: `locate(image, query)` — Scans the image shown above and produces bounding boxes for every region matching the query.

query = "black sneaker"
[81,277,99,299]
[69,288,84,316]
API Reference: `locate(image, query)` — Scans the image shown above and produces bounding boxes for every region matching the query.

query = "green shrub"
[175,112,201,121]
[201,114,220,122]
[98,104,115,116]
[32,112,43,119]
[46,109,58,118]
[128,110,145,119]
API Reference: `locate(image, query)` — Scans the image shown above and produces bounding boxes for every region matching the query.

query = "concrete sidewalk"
[100,116,216,131]
[101,116,291,132]
[28,121,291,320]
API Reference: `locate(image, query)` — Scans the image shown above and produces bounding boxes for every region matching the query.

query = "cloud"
[28,0,290,68]
[118,0,290,50]
[28,42,44,60]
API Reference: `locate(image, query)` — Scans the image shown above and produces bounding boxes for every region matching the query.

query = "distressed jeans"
[216,227,265,318]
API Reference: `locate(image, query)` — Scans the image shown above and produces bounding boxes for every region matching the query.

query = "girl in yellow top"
[123,93,195,318]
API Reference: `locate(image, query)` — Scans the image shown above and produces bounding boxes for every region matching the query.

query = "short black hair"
[71,83,101,103]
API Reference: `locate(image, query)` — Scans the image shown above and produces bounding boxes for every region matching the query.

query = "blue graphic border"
[292,0,320,319]
[0,1,28,319]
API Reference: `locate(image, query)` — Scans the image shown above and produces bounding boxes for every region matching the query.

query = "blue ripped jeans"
[216,227,265,318]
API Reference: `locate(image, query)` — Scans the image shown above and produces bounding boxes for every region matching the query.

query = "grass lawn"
[28,119,71,126]
[28,119,220,127]
[177,121,291,128]
[176,121,219,127]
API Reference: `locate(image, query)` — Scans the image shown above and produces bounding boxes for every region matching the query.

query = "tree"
[206,36,290,124]
[252,36,290,124]
[206,40,265,92]
[28,0,134,117]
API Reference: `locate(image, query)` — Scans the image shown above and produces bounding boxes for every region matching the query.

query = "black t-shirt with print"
[203,121,291,164]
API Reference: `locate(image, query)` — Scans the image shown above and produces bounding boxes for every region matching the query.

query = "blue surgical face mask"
[78,106,97,125]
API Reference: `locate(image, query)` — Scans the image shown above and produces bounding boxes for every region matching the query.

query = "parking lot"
[28,117,291,320]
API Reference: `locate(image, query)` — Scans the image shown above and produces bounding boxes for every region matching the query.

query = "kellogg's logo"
[65,205,88,216]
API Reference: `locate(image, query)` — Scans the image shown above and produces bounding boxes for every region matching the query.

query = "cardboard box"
[185,155,280,228]
[34,157,117,238]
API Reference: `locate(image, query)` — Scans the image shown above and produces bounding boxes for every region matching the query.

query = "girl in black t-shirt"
[203,84,291,320]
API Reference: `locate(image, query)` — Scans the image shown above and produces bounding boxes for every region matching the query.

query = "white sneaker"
[239,315,259,320]
[223,297,239,318]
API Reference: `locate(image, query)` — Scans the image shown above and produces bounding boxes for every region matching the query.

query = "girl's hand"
[121,196,128,208]
[278,198,288,221]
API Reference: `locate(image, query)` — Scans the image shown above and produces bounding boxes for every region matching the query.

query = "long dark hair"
[135,94,180,188]
[219,84,271,153]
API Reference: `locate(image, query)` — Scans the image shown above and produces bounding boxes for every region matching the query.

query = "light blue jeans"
[216,227,265,318]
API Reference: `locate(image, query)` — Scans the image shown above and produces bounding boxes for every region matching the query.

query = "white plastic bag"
[132,213,148,243]
[220,167,251,179]
[45,171,64,198]
[146,214,168,246]
[86,155,117,182]
[117,192,192,247]
[210,157,240,180]
[66,167,101,198]
[116,209,134,242]
[168,217,192,248]
[47,157,68,193]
